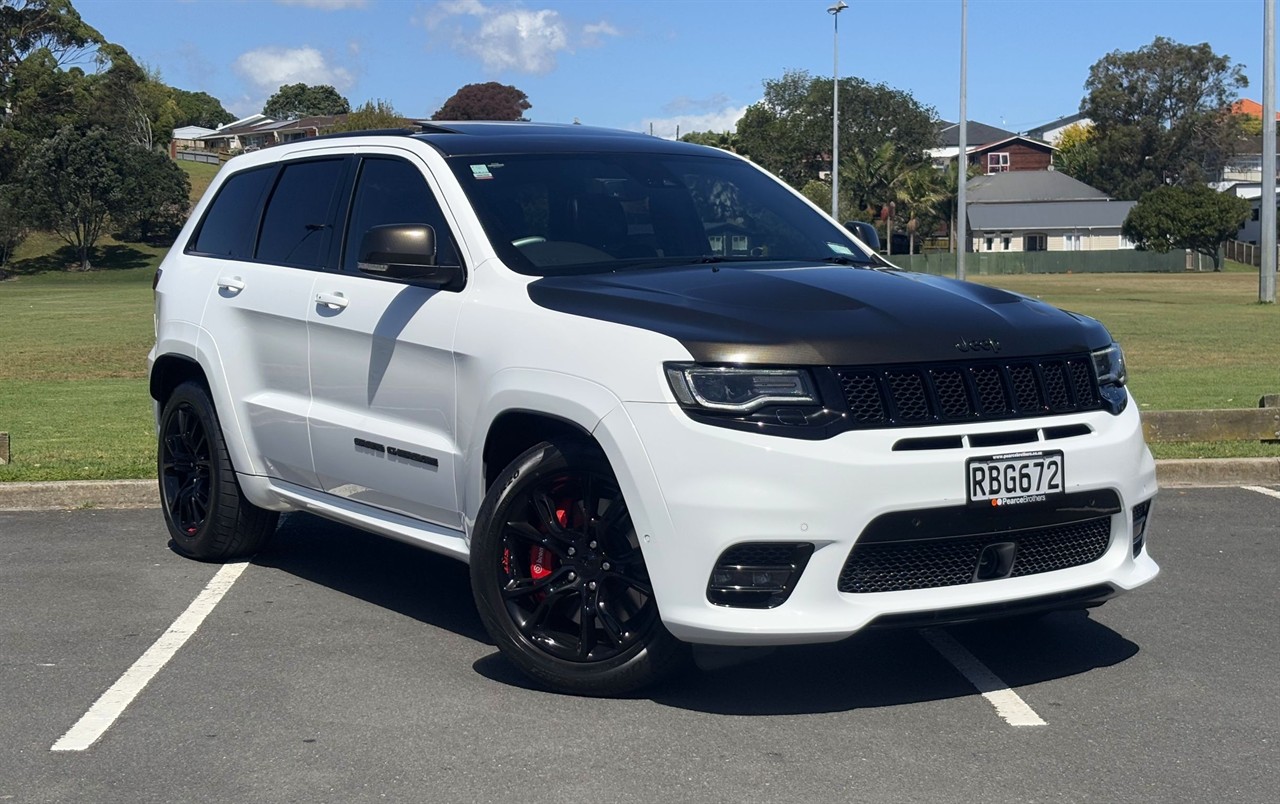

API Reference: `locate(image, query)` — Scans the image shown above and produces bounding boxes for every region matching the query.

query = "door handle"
[315,291,349,309]
[216,275,245,292]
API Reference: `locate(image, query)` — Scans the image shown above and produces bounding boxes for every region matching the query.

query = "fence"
[889,249,1189,276]
[175,149,223,165]
[1225,239,1280,268]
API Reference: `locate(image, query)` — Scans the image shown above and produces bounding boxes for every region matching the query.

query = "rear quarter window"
[188,166,275,259]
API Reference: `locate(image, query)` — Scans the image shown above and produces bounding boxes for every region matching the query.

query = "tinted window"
[342,157,459,273]
[256,159,345,268]
[190,166,274,258]
[449,153,875,276]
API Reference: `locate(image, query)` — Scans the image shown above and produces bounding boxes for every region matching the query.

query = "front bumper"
[612,396,1159,646]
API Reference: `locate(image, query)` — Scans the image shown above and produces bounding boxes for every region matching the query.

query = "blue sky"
[79,0,1275,137]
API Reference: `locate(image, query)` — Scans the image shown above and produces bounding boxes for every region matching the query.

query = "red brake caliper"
[527,502,569,587]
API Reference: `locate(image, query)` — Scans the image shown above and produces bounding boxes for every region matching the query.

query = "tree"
[329,98,405,132]
[0,0,102,103]
[16,126,131,269]
[680,130,740,152]
[1122,184,1250,271]
[262,82,350,119]
[172,88,234,129]
[90,44,178,150]
[1080,36,1247,199]
[433,81,530,121]
[113,144,189,242]
[0,183,30,272]
[1053,122,1101,183]
[735,69,937,191]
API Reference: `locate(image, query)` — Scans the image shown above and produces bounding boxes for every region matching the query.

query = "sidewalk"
[2,459,1278,511]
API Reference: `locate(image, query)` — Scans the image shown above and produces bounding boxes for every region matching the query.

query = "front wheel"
[470,440,690,695]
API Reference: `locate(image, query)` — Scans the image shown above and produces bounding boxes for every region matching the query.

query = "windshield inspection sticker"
[470,164,494,180]
[827,242,855,255]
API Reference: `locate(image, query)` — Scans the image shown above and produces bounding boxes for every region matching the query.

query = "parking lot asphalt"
[1,487,1276,804]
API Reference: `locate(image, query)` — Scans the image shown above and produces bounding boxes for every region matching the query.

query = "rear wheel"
[158,381,277,561]
[471,440,690,695]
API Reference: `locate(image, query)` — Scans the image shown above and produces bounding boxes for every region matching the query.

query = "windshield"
[447,152,878,276]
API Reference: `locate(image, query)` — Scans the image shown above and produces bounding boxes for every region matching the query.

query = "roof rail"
[305,128,421,142]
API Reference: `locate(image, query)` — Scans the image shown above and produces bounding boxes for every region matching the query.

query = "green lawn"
[1,264,1278,481]
[179,159,223,204]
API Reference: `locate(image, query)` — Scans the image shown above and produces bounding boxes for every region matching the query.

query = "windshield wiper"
[821,255,877,267]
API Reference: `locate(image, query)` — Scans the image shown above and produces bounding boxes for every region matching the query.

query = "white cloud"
[274,0,368,9]
[424,1,617,75]
[232,46,355,93]
[581,20,620,47]
[638,104,750,140]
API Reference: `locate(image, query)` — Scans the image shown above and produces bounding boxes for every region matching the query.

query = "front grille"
[837,355,1102,429]
[837,516,1112,593]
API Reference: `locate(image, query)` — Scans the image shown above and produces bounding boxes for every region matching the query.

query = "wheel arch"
[482,410,597,493]
[150,353,209,403]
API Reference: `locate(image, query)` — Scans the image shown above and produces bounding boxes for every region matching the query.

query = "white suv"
[149,123,1159,695]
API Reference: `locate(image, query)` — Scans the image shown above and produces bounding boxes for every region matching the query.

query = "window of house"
[256,159,347,268]
[1064,233,1083,251]
[1002,236,1011,251]
[1025,233,1047,252]
[987,153,1010,174]
[1253,208,1261,222]
[708,235,725,255]
[730,235,749,254]
[984,236,994,251]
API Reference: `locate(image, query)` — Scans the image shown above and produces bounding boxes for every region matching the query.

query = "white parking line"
[920,627,1047,727]
[51,562,249,752]
[1243,485,1280,501]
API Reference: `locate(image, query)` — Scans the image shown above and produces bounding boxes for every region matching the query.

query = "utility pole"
[956,0,968,280]
[1262,0,1276,303]
[829,1,848,221]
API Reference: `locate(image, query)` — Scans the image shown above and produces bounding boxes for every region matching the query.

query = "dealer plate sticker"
[966,450,1064,507]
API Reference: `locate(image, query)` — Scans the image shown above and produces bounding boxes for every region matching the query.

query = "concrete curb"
[1154,458,1280,488]
[1,460,1277,511]
[0,480,158,511]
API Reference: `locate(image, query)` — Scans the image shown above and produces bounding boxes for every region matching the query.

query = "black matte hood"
[528,263,1112,365]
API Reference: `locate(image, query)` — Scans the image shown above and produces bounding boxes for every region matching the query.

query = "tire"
[157,381,278,561]
[470,440,691,696]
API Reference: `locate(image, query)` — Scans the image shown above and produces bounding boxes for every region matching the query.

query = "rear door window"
[189,166,274,259]
[255,158,347,269]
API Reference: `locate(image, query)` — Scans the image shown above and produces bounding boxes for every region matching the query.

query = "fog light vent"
[1131,500,1152,557]
[707,542,814,609]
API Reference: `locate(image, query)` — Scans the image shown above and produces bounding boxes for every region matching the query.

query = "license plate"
[966,450,1064,506]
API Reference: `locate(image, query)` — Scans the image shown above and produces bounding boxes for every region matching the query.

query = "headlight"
[665,365,819,413]
[1091,343,1127,387]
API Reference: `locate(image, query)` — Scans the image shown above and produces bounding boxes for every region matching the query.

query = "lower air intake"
[838,516,1112,594]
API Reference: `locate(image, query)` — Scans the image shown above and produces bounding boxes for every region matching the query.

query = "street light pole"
[1262,0,1276,303]
[957,0,968,280]
[829,1,848,222]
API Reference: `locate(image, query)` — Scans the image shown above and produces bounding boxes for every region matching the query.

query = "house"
[928,121,1056,172]
[927,119,1013,166]
[967,135,1055,173]
[171,125,214,150]
[1222,183,1280,245]
[1218,134,1280,182]
[1230,99,1280,122]
[196,114,275,153]
[964,171,1135,252]
[1026,112,1091,145]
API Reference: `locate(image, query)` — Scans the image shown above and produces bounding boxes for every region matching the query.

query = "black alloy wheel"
[472,441,689,695]
[161,401,212,537]
[157,382,277,561]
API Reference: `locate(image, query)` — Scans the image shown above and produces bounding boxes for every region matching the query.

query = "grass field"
[2,261,1278,481]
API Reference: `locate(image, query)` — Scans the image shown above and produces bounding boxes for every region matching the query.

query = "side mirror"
[357,224,464,290]
[844,220,881,252]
